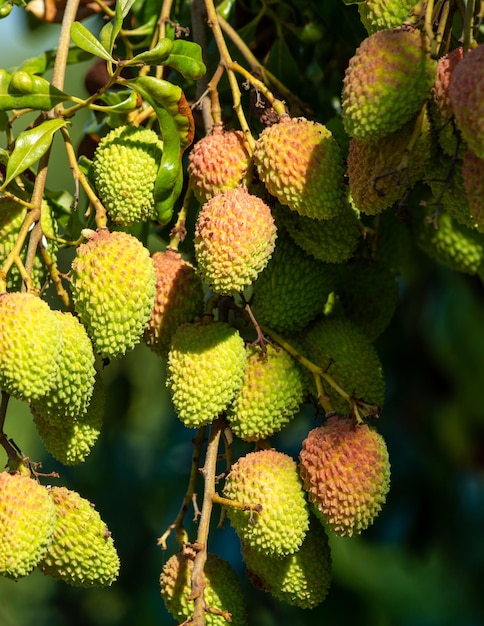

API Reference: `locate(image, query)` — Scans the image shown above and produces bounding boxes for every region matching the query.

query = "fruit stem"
[39,246,73,310]
[168,186,192,250]
[462,0,476,53]
[0,208,40,293]
[228,61,287,118]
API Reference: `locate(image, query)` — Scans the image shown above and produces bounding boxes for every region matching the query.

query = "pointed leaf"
[125,38,174,66]
[0,69,70,111]
[164,40,206,80]
[70,21,115,62]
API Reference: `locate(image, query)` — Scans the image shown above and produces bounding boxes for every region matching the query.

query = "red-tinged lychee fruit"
[299,416,390,536]
[462,149,484,233]
[253,115,347,219]
[449,44,484,160]
[341,27,436,140]
[194,187,277,294]
[187,125,252,204]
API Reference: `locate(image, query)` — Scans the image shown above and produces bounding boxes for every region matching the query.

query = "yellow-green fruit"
[342,27,436,140]
[143,249,205,355]
[449,44,484,160]
[92,124,163,226]
[227,344,306,442]
[70,229,156,359]
[253,116,347,219]
[0,292,61,401]
[358,0,417,34]
[160,551,247,626]
[166,320,246,428]
[462,149,484,233]
[251,229,335,334]
[0,472,56,579]
[300,317,385,415]
[299,417,391,536]
[222,449,309,557]
[274,200,361,263]
[38,486,119,587]
[194,187,277,294]
[187,125,252,204]
[242,514,332,609]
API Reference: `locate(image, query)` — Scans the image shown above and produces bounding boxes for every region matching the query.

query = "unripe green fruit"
[342,27,436,140]
[166,320,247,428]
[0,292,61,401]
[227,344,306,442]
[222,449,309,557]
[160,551,247,626]
[358,0,417,34]
[38,486,120,587]
[92,124,163,226]
[187,125,252,204]
[299,416,391,536]
[0,472,56,579]
[70,229,156,359]
[194,187,277,294]
[253,116,347,219]
[242,514,332,609]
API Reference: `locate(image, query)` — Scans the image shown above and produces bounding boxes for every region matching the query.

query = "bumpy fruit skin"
[166,321,246,428]
[0,292,61,401]
[300,317,385,415]
[358,0,416,34]
[449,44,484,160]
[92,124,163,226]
[253,116,347,219]
[187,125,252,204]
[341,27,436,140]
[242,514,332,609]
[222,449,309,557]
[462,149,484,233]
[143,249,205,355]
[227,344,306,441]
[160,551,247,626]
[0,472,56,579]
[299,417,391,536]
[38,486,120,587]
[194,187,277,294]
[70,229,156,359]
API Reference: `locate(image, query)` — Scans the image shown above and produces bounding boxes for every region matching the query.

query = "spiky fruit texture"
[30,311,96,425]
[194,187,277,294]
[0,292,61,401]
[358,0,417,34]
[0,472,56,579]
[222,449,309,557]
[70,229,156,359]
[341,27,436,140]
[92,124,163,226]
[462,149,484,233]
[166,320,246,428]
[251,229,334,334]
[38,486,119,587]
[347,117,431,215]
[160,551,247,626]
[300,317,385,415]
[274,201,361,263]
[187,125,252,203]
[299,417,391,536]
[242,514,332,609]
[143,249,205,355]
[227,344,306,442]
[253,116,347,219]
[449,44,484,160]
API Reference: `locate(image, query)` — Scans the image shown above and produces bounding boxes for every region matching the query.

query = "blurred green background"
[1,3,484,625]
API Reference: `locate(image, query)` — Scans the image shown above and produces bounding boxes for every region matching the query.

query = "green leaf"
[70,22,115,62]
[1,119,67,190]
[0,111,8,131]
[163,40,206,80]
[0,69,71,111]
[125,38,174,66]
[93,89,139,113]
[101,0,137,56]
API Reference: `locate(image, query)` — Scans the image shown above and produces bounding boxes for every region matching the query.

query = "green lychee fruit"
[0,292,61,401]
[242,513,332,609]
[92,124,163,226]
[0,472,56,579]
[187,125,252,204]
[166,320,246,428]
[227,344,306,442]
[462,149,484,233]
[194,187,277,294]
[253,115,347,219]
[222,449,309,557]
[70,228,156,359]
[160,550,247,626]
[38,486,120,587]
[341,27,436,140]
[299,416,391,536]
[449,44,484,160]
[358,0,417,34]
